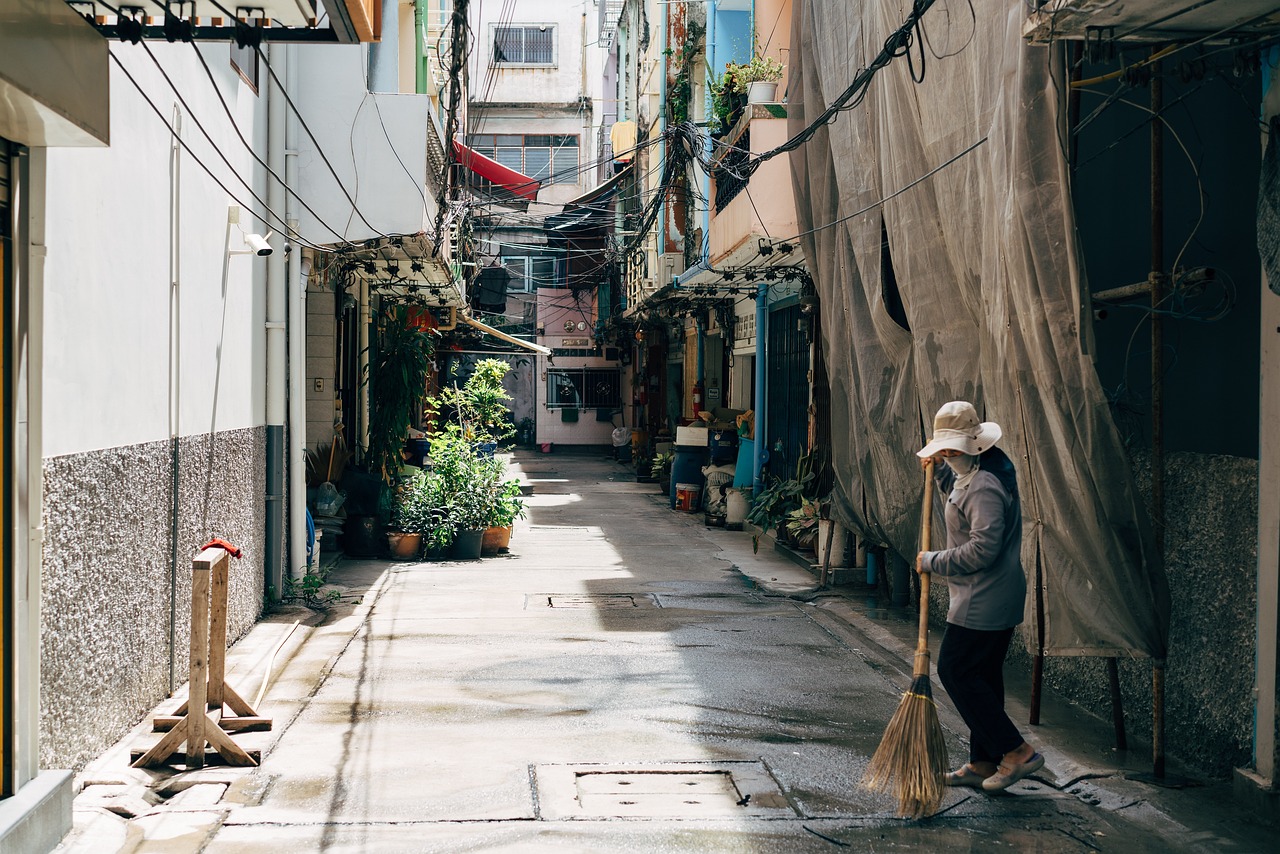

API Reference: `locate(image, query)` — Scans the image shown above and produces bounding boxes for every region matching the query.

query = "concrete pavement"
[58,451,1273,852]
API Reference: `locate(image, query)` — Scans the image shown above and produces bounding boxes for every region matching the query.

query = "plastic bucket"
[725,488,751,530]
[669,444,709,509]
[675,483,702,512]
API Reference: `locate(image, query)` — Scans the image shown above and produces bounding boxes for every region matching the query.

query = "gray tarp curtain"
[787,0,1170,659]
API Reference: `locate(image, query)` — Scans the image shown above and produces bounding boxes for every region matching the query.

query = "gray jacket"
[921,463,1026,631]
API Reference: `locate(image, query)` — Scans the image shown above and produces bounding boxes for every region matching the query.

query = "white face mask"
[946,453,979,489]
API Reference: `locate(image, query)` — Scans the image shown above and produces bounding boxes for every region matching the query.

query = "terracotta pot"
[481,526,512,555]
[386,531,422,561]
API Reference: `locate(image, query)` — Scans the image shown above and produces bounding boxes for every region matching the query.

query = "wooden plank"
[131,746,261,766]
[207,551,230,710]
[187,565,211,769]
[203,717,258,766]
[132,718,188,768]
[152,715,272,733]
[221,682,260,720]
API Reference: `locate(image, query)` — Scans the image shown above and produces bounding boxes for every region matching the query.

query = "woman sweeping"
[916,401,1043,792]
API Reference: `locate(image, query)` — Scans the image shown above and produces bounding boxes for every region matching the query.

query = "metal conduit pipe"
[753,279,767,491]
[414,0,429,94]
[286,42,308,584]
[168,107,183,694]
[265,43,288,603]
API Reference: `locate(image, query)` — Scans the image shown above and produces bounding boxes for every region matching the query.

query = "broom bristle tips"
[863,688,949,819]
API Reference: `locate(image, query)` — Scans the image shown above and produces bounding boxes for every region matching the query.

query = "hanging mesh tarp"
[787,0,1169,659]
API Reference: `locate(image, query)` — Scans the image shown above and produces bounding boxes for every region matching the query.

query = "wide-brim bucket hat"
[917,400,1002,458]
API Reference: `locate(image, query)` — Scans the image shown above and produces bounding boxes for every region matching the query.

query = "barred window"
[466,134,579,184]
[493,25,555,65]
[546,369,621,409]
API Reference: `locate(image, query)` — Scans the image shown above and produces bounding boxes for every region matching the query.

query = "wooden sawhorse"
[132,545,272,768]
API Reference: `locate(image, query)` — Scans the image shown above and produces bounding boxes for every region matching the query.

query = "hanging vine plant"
[668,20,706,126]
[366,305,437,487]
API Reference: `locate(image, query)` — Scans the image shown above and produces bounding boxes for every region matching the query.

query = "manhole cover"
[535,762,796,819]
[531,594,660,610]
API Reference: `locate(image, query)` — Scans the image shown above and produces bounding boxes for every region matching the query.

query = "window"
[493,25,556,65]
[230,43,259,93]
[467,134,579,184]
[500,255,562,291]
[546,368,621,409]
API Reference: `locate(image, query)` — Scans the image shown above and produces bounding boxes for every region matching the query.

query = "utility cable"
[108,49,336,252]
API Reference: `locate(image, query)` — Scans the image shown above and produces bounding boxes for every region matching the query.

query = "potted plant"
[651,452,674,495]
[785,498,822,551]
[481,478,526,555]
[424,429,498,561]
[429,357,516,453]
[422,512,454,560]
[735,54,785,104]
[746,473,811,553]
[387,472,433,560]
[710,63,747,136]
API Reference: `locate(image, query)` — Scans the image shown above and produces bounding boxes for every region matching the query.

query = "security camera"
[244,233,273,256]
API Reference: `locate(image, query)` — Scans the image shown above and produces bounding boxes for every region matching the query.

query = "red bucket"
[674,483,702,512]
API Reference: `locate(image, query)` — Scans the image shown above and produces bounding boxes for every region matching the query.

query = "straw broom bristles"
[864,666,949,819]
[863,460,948,819]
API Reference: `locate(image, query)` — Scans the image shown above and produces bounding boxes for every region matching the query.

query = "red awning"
[452,141,541,202]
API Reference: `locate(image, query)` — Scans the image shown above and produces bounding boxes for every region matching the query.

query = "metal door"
[765,304,809,479]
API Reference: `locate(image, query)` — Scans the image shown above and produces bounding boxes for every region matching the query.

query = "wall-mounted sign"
[561,337,591,347]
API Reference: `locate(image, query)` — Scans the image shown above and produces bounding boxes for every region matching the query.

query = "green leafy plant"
[390,471,436,533]
[483,478,526,528]
[423,429,508,533]
[651,452,674,481]
[710,63,746,135]
[283,571,342,609]
[366,306,436,487]
[429,358,516,445]
[667,20,705,126]
[785,498,823,549]
[746,473,813,553]
[732,54,785,90]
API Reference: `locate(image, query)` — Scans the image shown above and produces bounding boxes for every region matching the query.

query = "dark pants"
[937,623,1023,765]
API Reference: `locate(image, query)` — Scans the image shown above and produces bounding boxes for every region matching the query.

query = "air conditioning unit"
[659,253,685,286]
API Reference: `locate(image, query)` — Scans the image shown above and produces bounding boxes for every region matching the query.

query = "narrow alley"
[59,452,1272,853]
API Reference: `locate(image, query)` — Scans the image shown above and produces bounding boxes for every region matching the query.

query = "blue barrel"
[669,444,709,509]
[708,428,739,464]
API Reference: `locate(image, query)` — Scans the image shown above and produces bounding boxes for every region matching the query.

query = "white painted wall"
[42,43,270,457]
[470,0,600,105]
[295,45,435,244]
[468,0,607,188]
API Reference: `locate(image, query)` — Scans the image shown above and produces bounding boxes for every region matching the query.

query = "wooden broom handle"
[915,460,935,675]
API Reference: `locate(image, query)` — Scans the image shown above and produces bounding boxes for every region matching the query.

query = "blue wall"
[713,10,752,73]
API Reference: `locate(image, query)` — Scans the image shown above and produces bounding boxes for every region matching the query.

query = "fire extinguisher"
[692,382,704,416]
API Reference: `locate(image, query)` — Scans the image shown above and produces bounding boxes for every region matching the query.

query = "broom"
[864,459,949,819]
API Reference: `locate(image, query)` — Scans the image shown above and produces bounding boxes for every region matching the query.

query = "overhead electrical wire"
[107,49,337,253]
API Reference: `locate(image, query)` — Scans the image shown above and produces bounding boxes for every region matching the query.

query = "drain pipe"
[287,43,308,583]
[752,279,767,491]
[265,43,288,602]
[414,0,429,94]
[168,106,182,694]
[704,0,716,259]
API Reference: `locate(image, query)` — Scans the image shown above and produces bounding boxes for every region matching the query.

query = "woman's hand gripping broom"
[863,459,948,818]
